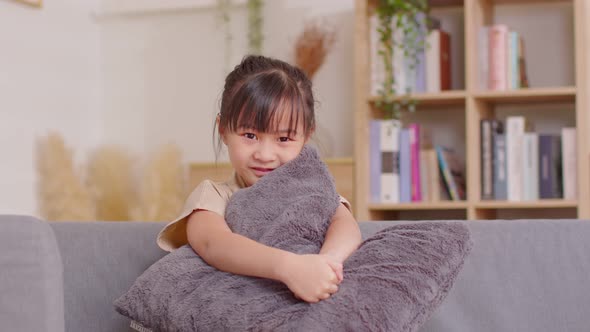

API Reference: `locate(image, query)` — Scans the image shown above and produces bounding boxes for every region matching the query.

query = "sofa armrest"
[0,215,64,332]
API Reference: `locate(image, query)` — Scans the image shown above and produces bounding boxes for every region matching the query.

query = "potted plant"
[374,0,429,120]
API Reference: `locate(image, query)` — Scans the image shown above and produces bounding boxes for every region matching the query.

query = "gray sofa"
[1,215,589,332]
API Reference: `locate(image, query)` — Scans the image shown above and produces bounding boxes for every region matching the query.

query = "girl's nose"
[253,142,276,162]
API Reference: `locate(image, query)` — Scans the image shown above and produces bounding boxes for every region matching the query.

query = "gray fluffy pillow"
[114,146,472,331]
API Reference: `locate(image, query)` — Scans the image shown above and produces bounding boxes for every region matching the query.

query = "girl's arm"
[186,210,340,302]
[319,203,363,264]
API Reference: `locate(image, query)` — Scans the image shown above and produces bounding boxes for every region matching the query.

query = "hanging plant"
[374,0,429,120]
[247,0,264,54]
[216,0,233,73]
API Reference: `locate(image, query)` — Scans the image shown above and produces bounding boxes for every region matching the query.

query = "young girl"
[156,55,361,304]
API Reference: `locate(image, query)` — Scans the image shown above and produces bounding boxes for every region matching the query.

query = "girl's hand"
[278,254,341,303]
[320,253,344,283]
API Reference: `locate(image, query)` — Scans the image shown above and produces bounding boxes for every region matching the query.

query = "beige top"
[157,173,351,252]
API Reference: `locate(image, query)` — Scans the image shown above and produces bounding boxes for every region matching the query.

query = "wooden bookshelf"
[354,0,589,221]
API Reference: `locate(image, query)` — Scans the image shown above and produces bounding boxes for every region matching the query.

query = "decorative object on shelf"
[293,19,336,80]
[86,146,135,221]
[247,0,264,54]
[293,19,337,156]
[374,0,429,119]
[35,133,95,221]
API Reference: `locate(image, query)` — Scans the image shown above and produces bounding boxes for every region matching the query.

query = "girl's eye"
[279,137,291,142]
[244,133,257,140]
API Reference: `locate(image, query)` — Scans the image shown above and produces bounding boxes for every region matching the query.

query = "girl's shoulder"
[156,176,241,252]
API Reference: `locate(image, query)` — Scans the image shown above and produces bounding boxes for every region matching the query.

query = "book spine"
[481,119,493,200]
[510,31,520,89]
[399,129,412,203]
[439,30,451,90]
[489,24,508,91]
[562,127,577,199]
[369,120,381,202]
[436,146,459,201]
[409,124,422,201]
[414,13,427,93]
[506,116,525,201]
[379,120,394,203]
[522,133,539,201]
[426,30,441,93]
[479,26,489,90]
[420,150,429,202]
[392,16,406,94]
[369,14,385,96]
[551,136,563,199]
[493,133,507,200]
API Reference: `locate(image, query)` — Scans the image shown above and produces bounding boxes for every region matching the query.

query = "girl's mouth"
[251,167,275,177]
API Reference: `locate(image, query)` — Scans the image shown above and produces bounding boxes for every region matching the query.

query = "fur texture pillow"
[114,146,472,331]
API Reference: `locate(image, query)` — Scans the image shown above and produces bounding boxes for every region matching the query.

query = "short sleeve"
[156,180,229,252]
[339,195,352,212]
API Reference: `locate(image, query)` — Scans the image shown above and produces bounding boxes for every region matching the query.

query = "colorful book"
[379,119,401,203]
[436,146,466,201]
[369,120,381,202]
[493,132,507,200]
[481,119,494,200]
[409,124,422,202]
[399,129,412,203]
[489,24,508,91]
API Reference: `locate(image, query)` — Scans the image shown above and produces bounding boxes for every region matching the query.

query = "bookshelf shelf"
[368,90,467,106]
[368,202,469,211]
[354,0,589,221]
[473,87,576,104]
[475,199,578,209]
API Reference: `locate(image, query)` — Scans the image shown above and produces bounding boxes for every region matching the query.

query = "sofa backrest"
[50,221,167,332]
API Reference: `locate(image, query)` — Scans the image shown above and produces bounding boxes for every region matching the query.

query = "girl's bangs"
[232,78,303,136]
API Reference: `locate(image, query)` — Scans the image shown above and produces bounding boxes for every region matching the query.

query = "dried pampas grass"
[131,144,186,222]
[36,132,95,221]
[86,145,135,221]
[294,20,336,80]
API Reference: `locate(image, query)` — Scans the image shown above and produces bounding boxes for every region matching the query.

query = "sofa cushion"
[0,215,64,332]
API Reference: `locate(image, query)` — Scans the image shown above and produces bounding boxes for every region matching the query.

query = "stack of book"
[480,117,576,201]
[369,120,466,204]
[369,14,451,96]
[479,24,530,91]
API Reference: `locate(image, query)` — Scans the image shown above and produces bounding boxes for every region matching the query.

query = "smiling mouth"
[251,167,275,177]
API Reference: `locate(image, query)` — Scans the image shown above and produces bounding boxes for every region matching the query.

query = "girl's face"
[221,112,310,187]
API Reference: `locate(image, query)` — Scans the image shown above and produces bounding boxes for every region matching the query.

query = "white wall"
[0,0,102,216]
[97,0,356,163]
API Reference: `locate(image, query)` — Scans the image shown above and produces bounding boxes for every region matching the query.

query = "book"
[481,119,494,200]
[489,24,508,91]
[518,36,530,88]
[379,119,401,203]
[539,135,563,199]
[399,129,412,203]
[369,120,381,202]
[479,26,489,90]
[409,124,422,202]
[561,127,577,200]
[436,146,466,201]
[369,14,385,96]
[426,29,451,92]
[493,132,507,200]
[522,133,539,201]
[506,116,526,201]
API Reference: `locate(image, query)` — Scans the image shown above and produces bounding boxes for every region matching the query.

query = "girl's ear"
[305,126,316,143]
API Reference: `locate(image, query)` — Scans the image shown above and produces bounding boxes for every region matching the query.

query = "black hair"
[214,55,315,157]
